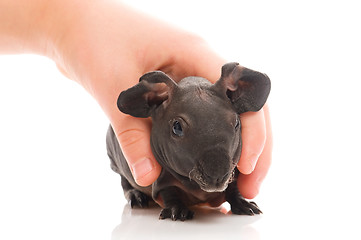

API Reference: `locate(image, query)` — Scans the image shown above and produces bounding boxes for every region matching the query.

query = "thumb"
[111,115,161,186]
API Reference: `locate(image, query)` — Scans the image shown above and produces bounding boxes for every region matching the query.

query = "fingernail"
[131,157,155,182]
[248,154,259,173]
[238,154,259,175]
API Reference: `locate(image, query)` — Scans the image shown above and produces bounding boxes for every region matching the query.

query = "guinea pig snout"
[201,149,231,174]
[191,149,234,192]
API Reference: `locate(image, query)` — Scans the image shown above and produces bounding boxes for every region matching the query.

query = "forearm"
[0,0,49,54]
[0,0,150,112]
[1,0,92,66]
[0,0,216,113]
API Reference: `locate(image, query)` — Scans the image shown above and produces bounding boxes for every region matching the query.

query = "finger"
[238,105,273,199]
[56,62,71,79]
[112,115,161,187]
[183,44,226,83]
[237,109,266,175]
[162,39,226,83]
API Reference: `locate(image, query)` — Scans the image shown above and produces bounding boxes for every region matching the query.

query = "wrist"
[38,0,88,68]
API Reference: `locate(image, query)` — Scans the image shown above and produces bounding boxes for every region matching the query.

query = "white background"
[1,0,360,239]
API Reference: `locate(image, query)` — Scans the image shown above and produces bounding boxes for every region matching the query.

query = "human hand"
[24,0,272,198]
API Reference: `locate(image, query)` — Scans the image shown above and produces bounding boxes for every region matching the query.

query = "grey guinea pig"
[106,62,271,221]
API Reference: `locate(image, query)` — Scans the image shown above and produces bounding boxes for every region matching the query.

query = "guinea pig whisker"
[228,168,236,183]
[188,167,197,181]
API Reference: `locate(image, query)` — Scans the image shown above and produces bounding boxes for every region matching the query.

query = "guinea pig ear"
[117,71,177,118]
[214,62,271,114]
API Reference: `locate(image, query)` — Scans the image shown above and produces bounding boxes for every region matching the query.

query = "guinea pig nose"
[200,149,231,179]
[216,172,230,183]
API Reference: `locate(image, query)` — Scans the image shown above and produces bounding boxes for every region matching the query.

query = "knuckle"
[116,128,147,150]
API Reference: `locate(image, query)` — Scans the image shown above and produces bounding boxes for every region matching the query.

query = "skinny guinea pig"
[106,62,271,221]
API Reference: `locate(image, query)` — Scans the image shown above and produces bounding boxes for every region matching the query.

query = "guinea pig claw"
[230,198,263,215]
[159,206,194,221]
[249,201,258,207]
[128,190,149,208]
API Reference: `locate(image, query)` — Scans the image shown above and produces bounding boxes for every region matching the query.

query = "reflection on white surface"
[112,204,261,240]
[111,193,361,240]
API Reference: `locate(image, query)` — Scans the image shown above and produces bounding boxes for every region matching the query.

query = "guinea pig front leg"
[225,182,262,215]
[158,186,194,221]
[121,175,151,208]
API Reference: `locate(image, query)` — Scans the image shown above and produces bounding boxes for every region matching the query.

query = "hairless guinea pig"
[106,62,271,221]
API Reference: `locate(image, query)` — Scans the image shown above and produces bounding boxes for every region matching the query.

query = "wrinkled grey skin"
[106,62,271,221]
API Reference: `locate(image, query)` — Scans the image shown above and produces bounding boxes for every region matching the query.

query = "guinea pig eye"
[235,117,240,129]
[172,121,184,137]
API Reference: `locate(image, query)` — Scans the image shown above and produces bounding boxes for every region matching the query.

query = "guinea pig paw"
[128,190,150,208]
[230,198,262,215]
[159,206,194,221]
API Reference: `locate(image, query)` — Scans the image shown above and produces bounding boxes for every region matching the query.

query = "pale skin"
[0,0,272,199]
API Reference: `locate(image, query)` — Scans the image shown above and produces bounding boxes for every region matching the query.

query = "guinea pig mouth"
[189,168,236,193]
[199,182,229,193]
